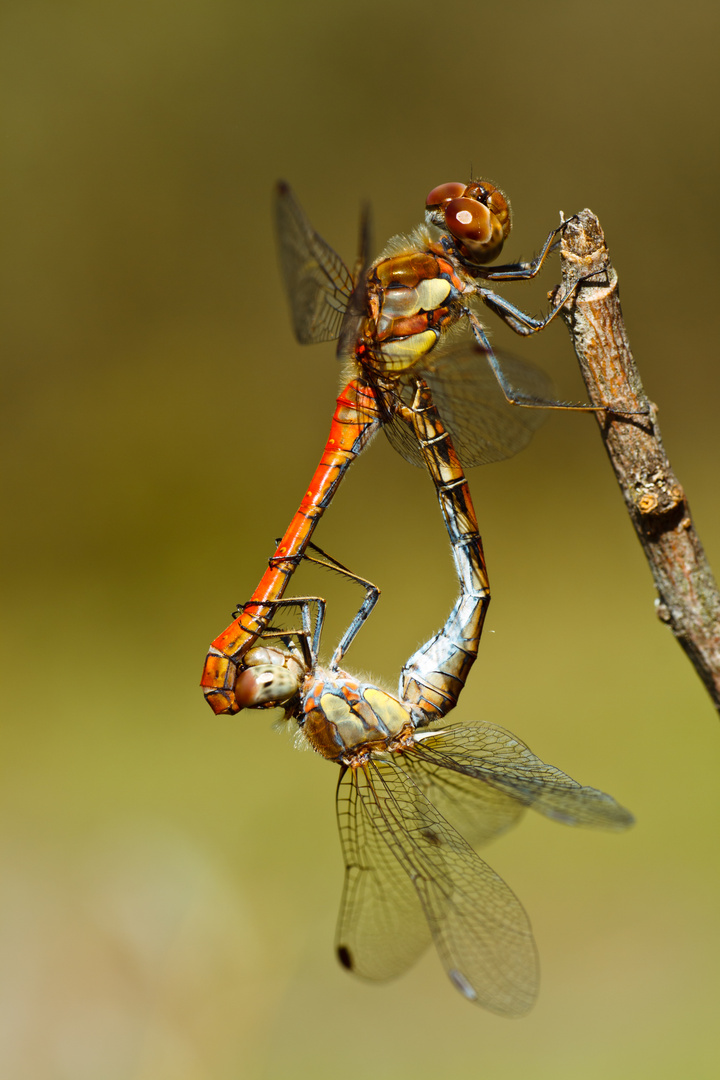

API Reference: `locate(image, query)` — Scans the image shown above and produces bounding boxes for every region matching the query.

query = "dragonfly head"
[425,180,511,265]
[234,647,304,709]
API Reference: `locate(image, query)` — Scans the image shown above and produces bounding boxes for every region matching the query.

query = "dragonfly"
[202,178,592,715]
[234,384,633,1015]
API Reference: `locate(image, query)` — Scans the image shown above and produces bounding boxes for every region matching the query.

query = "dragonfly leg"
[397,383,490,725]
[466,311,604,413]
[473,272,583,338]
[236,595,326,670]
[236,540,381,676]
[296,543,380,670]
[468,215,580,281]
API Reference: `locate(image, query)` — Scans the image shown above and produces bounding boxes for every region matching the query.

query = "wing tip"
[449,967,478,1001]
[449,967,538,1016]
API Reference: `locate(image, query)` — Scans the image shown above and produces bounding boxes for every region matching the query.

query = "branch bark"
[555,210,720,714]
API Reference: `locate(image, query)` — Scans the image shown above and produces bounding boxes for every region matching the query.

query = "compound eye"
[460,181,511,239]
[425,182,467,210]
[443,196,506,263]
[444,197,494,243]
[487,188,509,222]
[234,664,300,708]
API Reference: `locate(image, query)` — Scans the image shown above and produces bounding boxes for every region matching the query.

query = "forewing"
[336,200,372,361]
[337,759,539,1016]
[275,182,354,344]
[413,723,634,830]
[384,342,553,469]
[335,763,432,982]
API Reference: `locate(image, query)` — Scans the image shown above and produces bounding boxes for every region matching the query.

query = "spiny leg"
[235,595,326,669]
[285,541,381,669]
[466,311,611,414]
[444,216,576,282]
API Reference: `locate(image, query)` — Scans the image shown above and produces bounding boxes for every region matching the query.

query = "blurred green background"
[2,0,720,1077]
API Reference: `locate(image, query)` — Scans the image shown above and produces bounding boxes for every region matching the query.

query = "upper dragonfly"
[202,179,586,715]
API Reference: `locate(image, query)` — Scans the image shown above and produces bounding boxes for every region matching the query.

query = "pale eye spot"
[456,210,474,225]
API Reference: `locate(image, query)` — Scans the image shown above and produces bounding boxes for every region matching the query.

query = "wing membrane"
[335,763,432,982]
[275,181,354,344]
[336,759,539,1017]
[413,723,635,830]
[336,200,373,361]
[385,342,554,469]
[402,752,527,848]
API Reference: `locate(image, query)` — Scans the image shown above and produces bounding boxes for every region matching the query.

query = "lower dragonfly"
[203,178,597,714]
[235,382,633,1015]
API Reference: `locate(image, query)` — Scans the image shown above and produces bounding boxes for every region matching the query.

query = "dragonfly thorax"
[363,249,467,374]
[300,671,414,763]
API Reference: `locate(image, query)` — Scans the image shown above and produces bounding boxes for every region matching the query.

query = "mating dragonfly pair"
[201,179,632,1015]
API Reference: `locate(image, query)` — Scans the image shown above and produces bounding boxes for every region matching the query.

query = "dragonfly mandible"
[202,179,590,714]
[234,385,633,1015]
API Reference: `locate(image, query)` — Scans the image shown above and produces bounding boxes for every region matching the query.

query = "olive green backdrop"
[2,1,719,1077]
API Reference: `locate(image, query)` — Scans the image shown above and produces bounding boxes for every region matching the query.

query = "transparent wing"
[384,341,554,469]
[412,723,635,830]
[401,752,527,848]
[337,201,373,361]
[275,181,354,344]
[335,763,432,983]
[336,759,539,1017]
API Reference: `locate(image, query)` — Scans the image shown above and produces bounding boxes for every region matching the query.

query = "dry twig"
[555,210,720,714]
